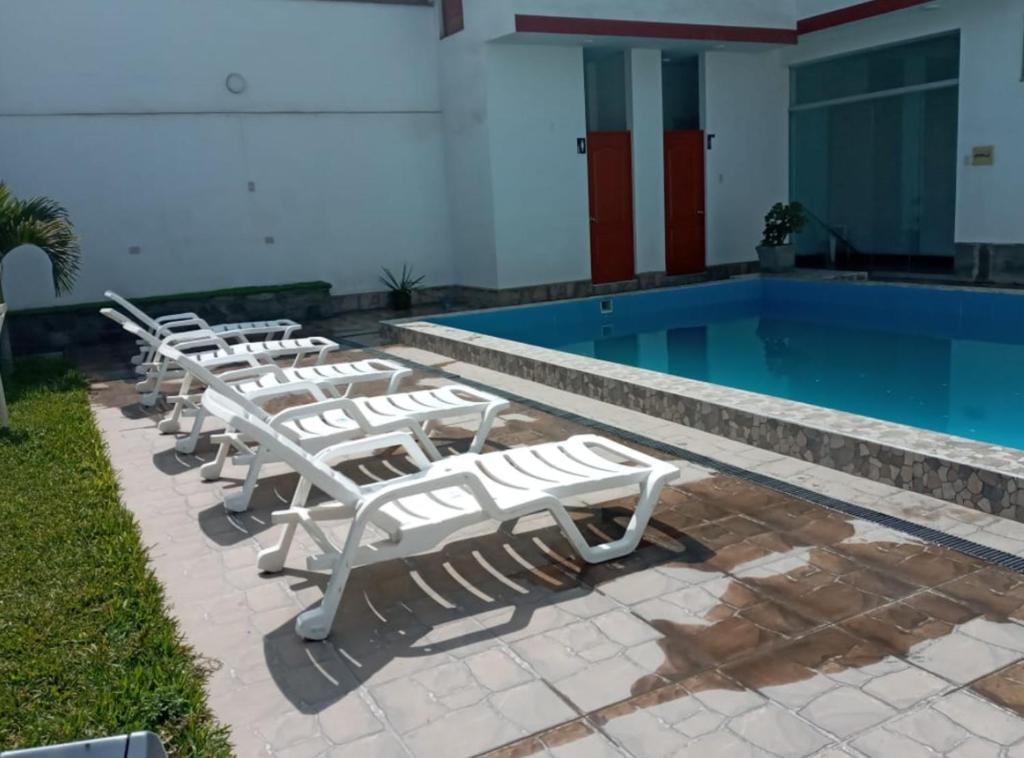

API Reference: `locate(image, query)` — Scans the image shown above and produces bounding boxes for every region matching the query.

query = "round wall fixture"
[225,73,247,95]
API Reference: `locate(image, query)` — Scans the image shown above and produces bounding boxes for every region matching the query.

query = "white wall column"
[626,48,666,276]
[703,50,789,267]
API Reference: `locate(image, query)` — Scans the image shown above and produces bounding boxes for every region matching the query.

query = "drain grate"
[347,339,1024,575]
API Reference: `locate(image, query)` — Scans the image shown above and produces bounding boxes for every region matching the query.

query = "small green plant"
[381,264,425,310]
[760,202,807,247]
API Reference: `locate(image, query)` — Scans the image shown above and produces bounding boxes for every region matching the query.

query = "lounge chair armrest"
[218,364,288,383]
[154,317,212,339]
[154,311,204,325]
[246,381,328,405]
[195,353,265,371]
[313,432,432,470]
[161,330,230,353]
[572,434,679,480]
[268,397,357,426]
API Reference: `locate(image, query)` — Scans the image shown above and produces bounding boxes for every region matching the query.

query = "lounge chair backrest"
[101,306,263,409]
[101,307,222,353]
[205,387,363,507]
[104,291,159,331]
[101,306,149,336]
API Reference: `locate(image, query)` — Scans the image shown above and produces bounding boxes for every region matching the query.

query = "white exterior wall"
[0,0,452,309]
[438,17,500,290]
[702,50,791,266]
[486,45,591,289]
[2,0,1020,310]
[627,50,667,275]
[783,0,1024,246]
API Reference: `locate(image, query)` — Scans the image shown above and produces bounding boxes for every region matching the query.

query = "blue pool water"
[431,279,1024,450]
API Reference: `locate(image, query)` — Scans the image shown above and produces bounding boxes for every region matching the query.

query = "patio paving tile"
[884,706,970,752]
[908,629,1023,685]
[85,343,1024,756]
[798,686,895,738]
[935,691,1024,745]
[729,703,831,757]
[851,727,940,758]
[947,737,1003,758]
[861,666,950,709]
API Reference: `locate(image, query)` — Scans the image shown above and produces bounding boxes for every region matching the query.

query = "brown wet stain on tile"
[832,540,983,586]
[938,567,1024,620]
[972,661,1024,716]
[482,719,603,758]
[841,594,964,654]
[591,682,693,725]
[680,475,792,514]
[482,735,546,758]
[723,626,890,690]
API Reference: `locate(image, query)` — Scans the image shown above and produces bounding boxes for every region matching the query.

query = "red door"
[587,132,635,284]
[664,130,706,275]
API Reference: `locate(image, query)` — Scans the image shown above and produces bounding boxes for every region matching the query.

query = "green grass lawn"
[0,359,231,755]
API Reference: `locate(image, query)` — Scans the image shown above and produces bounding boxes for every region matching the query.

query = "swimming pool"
[431,279,1024,451]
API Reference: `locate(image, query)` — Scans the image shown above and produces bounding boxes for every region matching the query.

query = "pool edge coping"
[384,318,1024,523]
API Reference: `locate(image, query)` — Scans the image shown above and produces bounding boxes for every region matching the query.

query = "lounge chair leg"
[408,423,443,461]
[468,407,501,454]
[223,448,267,512]
[159,373,194,434]
[139,361,168,406]
[200,437,232,481]
[175,406,208,454]
[157,408,182,434]
[157,370,195,432]
[295,558,352,641]
[257,522,298,574]
[552,475,671,564]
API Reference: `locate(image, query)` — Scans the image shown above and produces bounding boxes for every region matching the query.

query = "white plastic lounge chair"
[168,346,508,512]
[0,305,8,429]
[105,290,301,366]
[100,308,339,406]
[104,308,412,445]
[208,388,678,640]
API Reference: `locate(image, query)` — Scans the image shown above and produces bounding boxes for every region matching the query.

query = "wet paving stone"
[973,662,1024,717]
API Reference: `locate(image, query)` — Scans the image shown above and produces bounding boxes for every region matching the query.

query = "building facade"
[0,0,1021,309]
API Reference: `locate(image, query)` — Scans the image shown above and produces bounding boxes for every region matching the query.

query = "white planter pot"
[756,244,795,273]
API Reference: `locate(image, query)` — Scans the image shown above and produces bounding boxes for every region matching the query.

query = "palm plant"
[381,264,425,311]
[0,182,81,368]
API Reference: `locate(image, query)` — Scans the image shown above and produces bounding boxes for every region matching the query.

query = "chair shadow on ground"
[151,433,221,476]
[258,499,713,714]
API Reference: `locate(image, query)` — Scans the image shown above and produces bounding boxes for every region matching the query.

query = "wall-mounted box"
[972,145,995,165]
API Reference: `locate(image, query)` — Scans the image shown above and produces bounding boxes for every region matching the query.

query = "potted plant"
[0,183,81,370]
[381,264,424,311]
[756,201,806,273]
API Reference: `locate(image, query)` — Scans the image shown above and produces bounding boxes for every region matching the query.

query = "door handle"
[590,217,597,222]
[697,211,705,216]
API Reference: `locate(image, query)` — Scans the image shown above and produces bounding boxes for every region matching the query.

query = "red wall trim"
[513,14,799,45]
[797,0,935,35]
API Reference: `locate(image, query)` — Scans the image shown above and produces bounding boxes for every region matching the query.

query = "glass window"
[584,51,628,132]
[792,33,960,106]
[790,33,960,260]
